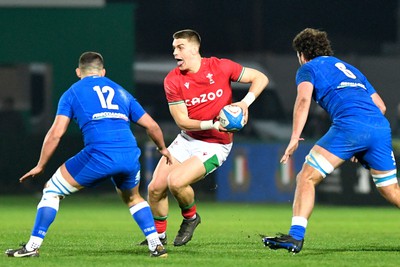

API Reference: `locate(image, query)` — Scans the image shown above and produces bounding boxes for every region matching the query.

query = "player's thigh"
[315,125,360,161]
[111,165,141,191]
[168,141,231,188]
[60,163,84,189]
[188,137,232,176]
[299,145,344,184]
[312,145,345,168]
[65,149,109,187]
[168,156,206,188]
[150,156,180,193]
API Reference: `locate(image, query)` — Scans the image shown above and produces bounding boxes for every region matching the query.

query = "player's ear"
[191,44,199,55]
[297,52,306,65]
[101,69,106,77]
[75,68,81,78]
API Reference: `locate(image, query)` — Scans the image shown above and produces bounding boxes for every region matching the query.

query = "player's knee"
[167,173,185,194]
[147,182,167,201]
[373,170,400,207]
[295,172,309,184]
[296,168,324,186]
[304,150,334,179]
[147,181,156,194]
[42,168,79,200]
[378,186,400,208]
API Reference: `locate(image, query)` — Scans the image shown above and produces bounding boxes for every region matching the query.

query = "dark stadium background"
[126,0,398,55]
[1,0,400,205]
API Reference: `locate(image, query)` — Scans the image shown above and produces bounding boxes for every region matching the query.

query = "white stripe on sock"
[291,216,308,228]
[129,201,149,216]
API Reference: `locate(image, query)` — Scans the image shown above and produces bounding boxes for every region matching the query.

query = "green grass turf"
[0,194,399,267]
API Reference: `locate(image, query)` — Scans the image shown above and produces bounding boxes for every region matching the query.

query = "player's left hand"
[19,166,45,183]
[217,125,229,132]
[231,101,249,125]
[212,118,229,132]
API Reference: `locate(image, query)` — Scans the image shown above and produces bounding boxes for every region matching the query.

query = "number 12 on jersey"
[93,86,119,110]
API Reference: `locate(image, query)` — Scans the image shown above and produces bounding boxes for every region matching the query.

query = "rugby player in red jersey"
[140,29,269,246]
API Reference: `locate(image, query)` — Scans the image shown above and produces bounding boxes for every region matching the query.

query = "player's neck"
[80,72,103,79]
[187,57,202,73]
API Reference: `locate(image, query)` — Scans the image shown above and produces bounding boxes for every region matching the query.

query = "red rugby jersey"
[164,57,244,144]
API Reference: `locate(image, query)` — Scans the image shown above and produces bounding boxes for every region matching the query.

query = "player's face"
[172,38,198,72]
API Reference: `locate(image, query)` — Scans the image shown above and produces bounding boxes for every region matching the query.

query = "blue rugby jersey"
[296,56,386,125]
[57,75,145,149]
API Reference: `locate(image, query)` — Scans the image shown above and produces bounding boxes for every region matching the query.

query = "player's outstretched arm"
[136,113,173,165]
[280,82,312,164]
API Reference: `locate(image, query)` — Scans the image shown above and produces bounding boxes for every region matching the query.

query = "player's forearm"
[176,120,201,131]
[146,126,167,150]
[36,134,61,169]
[240,69,269,107]
[291,98,310,139]
[247,73,269,99]
[175,119,219,131]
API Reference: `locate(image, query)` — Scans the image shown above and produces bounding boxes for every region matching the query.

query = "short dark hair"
[173,29,201,46]
[78,51,104,70]
[292,28,333,60]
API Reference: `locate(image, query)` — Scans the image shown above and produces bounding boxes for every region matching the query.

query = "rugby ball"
[219,105,245,132]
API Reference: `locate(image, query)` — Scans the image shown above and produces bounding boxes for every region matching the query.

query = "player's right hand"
[19,166,45,183]
[158,148,174,165]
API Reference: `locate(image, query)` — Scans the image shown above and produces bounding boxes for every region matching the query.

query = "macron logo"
[184,82,190,89]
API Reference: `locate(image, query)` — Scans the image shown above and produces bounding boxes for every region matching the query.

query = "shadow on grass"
[297,246,400,256]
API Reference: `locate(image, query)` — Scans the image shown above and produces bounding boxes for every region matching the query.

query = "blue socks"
[31,207,58,238]
[129,201,157,237]
[289,216,308,240]
[289,225,306,240]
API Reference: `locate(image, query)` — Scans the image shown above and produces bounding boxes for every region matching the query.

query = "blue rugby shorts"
[316,121,395,171]
[65,146,141,190]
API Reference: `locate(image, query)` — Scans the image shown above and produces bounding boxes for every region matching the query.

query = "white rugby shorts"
[169,132,232,175]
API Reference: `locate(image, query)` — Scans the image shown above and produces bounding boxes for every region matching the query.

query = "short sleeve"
[296,64,314,86]
[356,72,377,96]
[56,90,73,118]
[129,96,146,122]
[219,58,244,82]
[164,74,184,104]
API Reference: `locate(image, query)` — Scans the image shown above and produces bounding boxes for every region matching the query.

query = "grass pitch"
[0,194,399,267]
